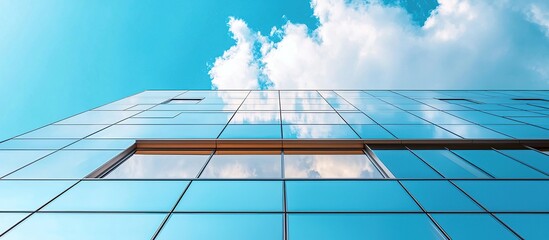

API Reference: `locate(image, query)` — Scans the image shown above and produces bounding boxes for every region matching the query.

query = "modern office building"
[0,90,548,239]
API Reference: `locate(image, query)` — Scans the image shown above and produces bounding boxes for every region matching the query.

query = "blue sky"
[1,0,548,141]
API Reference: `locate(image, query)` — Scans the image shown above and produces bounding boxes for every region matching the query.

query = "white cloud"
[210,0,549,90]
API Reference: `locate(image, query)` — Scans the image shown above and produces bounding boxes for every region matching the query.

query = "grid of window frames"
[0,90,548,239]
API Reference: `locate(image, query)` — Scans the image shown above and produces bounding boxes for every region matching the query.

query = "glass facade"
[0,90,548,239]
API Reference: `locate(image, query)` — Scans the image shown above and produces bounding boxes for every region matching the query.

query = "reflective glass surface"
[432,214,518,240]
[89,125,225,139]
[0,213,27,234]
[5,150,121,179]
[484,125,549,139]
[374,150,442,178]
[17,125,108,139]
[0,150,53,178]
[64,139,135,150]
[176,181,283,211]
[0,139,75,150]
[401,181,483,211]
[349,124,396,139]
[383,125,461,139]
[282,112,346,124]
[157,214,283,240]
[439,124,511,139]
[0,213,165,240]
[288,214,446,240]
[284,154,383,178]
[201,154,281,178]
[412,150,490,178]
[0,180,75,211]
[286,181,420,211]
[43,180,188,211]
[229,111,280,124]
[452,150,546,178]
[338,112,376,124]
[498,149,549,174]
[282,125,359,139]
[497,214,549,240]
[56,111,137,124]
[106,154,210,179]
[219,125,281,139]
[455,180,549,212]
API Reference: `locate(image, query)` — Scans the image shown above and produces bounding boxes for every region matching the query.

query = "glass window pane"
[349,124,396,139]
[156,214,283,240]
[200,153,281,178]
[64,139,135,150]
[366,111,430,124]
[0,180,75,211]
[284,154,383,178]
[17,125,108,139]
[286,181,420,212]
[338,112,376,124]
[5,150,121,179]
[455,180,549,212]
[282,125,359,139]
[106,154,210,179]
[498,150,549,175]
[452,150,546,178]
[0,213,28,234]
[439,125,511,139]
[288,214,446,240]
[432,214,518,240]
[56,111,137,125]
[0,213,165,240]
[282,112,345,124]
[229,112,280,124]
[383,125,461,139]
[497,214,549,240]
[219,125,281,139]
[410,111,471,124]
[447,111,519,124]
[43,180,188,211]
[0,139,75,150]
[175,181,283,212]
[0,150,53,178]
[483,125,549,139]
[412,150,490,178]
[89,125,225,139]
[401,180,483,212]
[374,150,442,178]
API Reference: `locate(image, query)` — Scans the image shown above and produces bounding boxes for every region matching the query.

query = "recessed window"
[437,98,479,104]
[166,98,204,104]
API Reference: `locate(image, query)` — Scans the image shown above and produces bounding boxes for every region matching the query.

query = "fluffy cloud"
[209,0,549,89]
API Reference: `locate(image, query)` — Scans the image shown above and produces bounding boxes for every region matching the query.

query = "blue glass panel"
[487,110,544,117]
[0,180,75,211]
[0,139,75,150]
[282,112,345,124]
[366,111,430,124]
[384,125,461,139]
[452,150,546,178]
[43,180,188,211]
[432,214,518,240]
[282,125,359,139]
[0,213,28,234]
[229,112,280,124]
[412,150,490,178]
[349,124,396,139]
[17,125,108,139]
[106,154,210,179]
[509,117,549,125]
[284,154,383,178]
[447,111,520,124]
[455,180,549,212]
[286,181,420,212]
[339,112,376,124]
[5,150,121,179]
[89,125,225,139]
[401,180,483,211]
[498,150,549,175]
[281,104,334,111]
[120,112,234,124]
[201,154,281,178]
[497,214,549,240]
[483,125,549,139]
[410,111,471,124]
[239,104,280,111]
[56,111,137,124]
[175,181,283,212]
[439,125,511,139]
[288,214,445,240]
[156,214,283,240]
[219,125,281,139]
[133,111,180,118]
[64,139,135,150]
[0,213,165,240]
[0,150,53,178]
[373,150,442,178]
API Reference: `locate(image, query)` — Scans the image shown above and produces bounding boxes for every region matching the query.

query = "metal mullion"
[150,179,194,240]
[195,150,217,179]
[405,146,446,179]
[362,147,393,178]
[214,91,251,139]
[317,90,361,139]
